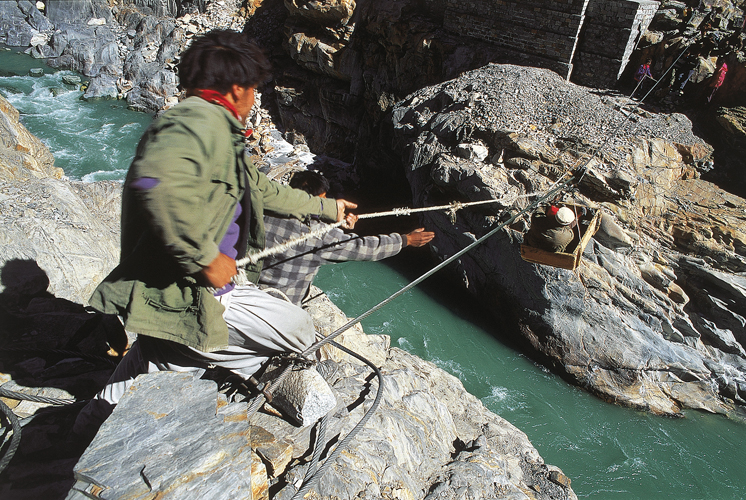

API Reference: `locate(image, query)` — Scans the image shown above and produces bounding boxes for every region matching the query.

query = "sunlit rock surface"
[0,94,60,181]
[383,63,746,419]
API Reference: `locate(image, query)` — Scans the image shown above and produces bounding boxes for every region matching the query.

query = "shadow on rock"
[0,259,126,500]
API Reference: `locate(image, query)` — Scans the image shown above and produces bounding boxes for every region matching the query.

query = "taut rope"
[236,193,552,273]
[236,198,504,267]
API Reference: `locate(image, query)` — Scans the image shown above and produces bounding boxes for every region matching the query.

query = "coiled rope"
[0,386,81,474]
[0,399,21,475]
[0,387,77,406]
[289,339,384,500]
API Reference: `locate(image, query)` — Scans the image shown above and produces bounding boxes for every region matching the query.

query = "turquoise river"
[2,47,745,499]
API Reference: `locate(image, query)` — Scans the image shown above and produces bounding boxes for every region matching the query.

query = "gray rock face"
[131,0,179,18]
[1,1,40,47]
[45,0,113,26]
[382,63,746,419]
[66,298,576,500]
[68,372,258,500]
[18,0,53,32]
[40,26,124,100]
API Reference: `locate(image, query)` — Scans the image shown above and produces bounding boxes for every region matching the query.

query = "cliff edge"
[0,95,576,500]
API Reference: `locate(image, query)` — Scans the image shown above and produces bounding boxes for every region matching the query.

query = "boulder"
[382,63,746,419]
[258,360,337,427]
[83,73,119,100]
[68,372,259,500]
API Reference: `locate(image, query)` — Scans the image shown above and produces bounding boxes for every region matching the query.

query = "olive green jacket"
[525,207,575,253]
[90,97,338,351]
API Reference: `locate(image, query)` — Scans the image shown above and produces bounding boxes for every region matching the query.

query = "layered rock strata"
[382,62,746,419]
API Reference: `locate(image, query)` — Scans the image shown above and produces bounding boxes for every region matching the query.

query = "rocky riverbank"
[2,0,746,493]
[0,87,576,499]
[1,0,745,417]
[381,62,746,419]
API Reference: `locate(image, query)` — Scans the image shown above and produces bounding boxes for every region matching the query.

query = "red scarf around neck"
[193,89,253,137]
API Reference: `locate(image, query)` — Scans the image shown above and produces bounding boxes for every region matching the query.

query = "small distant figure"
[525,205,577,253]
[633,58,655,99]
[707,60,728,103]
[672,51,698,95]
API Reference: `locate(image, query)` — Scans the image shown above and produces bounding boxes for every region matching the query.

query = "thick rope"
[0,398,21,474]
[0,387,78,406]
[355,198,503,221]
[289,339,384,500]
[300,413,328,486]
[237,198,508,267]
[237,220,346,267]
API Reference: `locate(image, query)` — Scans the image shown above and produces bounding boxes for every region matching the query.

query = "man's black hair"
[289,171,330,197]
[177,29,271,93]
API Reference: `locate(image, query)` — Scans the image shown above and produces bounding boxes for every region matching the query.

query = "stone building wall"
[443,0,591,79]
[442,0,659,87]
[573,0,659,88]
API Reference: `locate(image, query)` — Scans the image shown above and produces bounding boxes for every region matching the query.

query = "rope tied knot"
[447,201,463,224]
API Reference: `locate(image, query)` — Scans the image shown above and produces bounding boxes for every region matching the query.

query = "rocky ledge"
[64,292,576,500]
[379,62,746,419]
[0,93,575,499]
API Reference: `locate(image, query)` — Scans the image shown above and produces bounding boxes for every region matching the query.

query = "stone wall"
[441,0,659,87]
[443,0,592,79]
[574,0,658,88]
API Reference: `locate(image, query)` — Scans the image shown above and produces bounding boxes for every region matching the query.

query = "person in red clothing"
[707,60,728,103]
[525,205,577,253]
[633,58,655,99]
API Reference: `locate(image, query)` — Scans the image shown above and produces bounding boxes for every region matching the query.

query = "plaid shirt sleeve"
[258,216,403,305]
